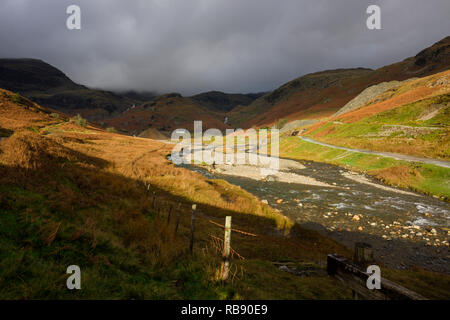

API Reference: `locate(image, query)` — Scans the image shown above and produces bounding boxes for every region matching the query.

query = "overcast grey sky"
[0,0,449,95]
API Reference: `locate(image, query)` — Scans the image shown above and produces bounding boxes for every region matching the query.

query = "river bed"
[178,159,450,273]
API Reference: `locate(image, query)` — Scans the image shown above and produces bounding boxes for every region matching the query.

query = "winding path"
[299,136,450,169]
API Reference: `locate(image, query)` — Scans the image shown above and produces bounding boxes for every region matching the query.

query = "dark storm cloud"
[0,0,449,95]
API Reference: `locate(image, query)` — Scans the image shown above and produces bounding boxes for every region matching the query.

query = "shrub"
[72,114,87,127]
[11,93,25,105]
[275,118,288,129]
[50,113,59,119]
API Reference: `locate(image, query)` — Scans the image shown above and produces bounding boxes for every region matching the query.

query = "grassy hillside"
[278,70,450,199]
[0,88,351,299]
[191,91,264,112]
[228,68,373,128]
[232,36,450,129]
[103,93,232,135]
[2,37,447,134]
[0,59,141,121]
[305,71,450,160]
[104,91,265,135]
[2,88,449,299]
[0,59,263,131]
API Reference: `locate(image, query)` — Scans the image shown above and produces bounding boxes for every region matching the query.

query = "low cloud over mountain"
[1,0,449,95]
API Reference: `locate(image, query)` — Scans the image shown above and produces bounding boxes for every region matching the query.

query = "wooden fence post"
[354,242,374,268]
[189,204,196,254]
[352,242,373,299]
[221,216,232,281]
[175,203,181,233]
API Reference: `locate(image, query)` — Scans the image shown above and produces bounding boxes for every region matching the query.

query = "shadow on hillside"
[1,133,445,277]
[1,144,448,300]
[0,137,351,269]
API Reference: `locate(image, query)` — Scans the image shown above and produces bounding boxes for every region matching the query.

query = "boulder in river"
[265,175,279,182]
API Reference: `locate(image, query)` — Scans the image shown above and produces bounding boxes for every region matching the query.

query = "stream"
[177,158,450,273]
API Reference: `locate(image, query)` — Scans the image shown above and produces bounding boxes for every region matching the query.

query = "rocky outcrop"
[332,79,413,117]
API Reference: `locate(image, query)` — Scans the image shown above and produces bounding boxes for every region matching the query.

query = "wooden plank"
[327,254,427,300]
[352,242,374,299]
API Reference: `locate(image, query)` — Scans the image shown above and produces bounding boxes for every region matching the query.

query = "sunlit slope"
[2,88,450,298]
[278,71,449,199]
[0,88,354,299]
[305,70,450,160]
[231,36,450,128]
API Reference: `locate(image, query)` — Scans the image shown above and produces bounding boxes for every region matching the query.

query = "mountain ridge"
[229,36,450,128]
[1,36,449,133]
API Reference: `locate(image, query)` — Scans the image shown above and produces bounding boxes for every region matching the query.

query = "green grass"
[0,183,221,299]
[280,137,450,199]
[0,131,349,300]
[305,94,450,160]
[1,129,448,299]
[71,114,87,127]
[383,268,450,300]
[0,180,352,299]
[229,260,352,299]
[370,94,450,127]
[311,94,450,133]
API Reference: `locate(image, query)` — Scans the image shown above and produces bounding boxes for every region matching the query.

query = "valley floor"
[186,160,450,274]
